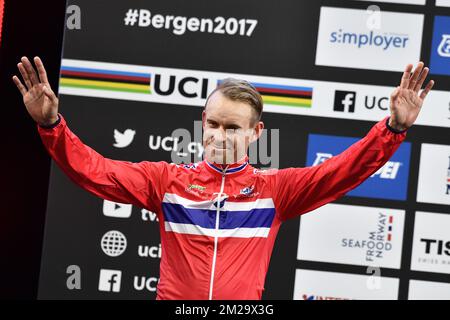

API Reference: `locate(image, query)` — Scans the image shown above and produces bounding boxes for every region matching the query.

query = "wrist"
[39,114,60,128]
[386,117,408,133]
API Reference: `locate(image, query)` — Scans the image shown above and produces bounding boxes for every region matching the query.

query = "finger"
[43,84,58,103]
[408,61,424,90]
[21,56,40,86]
[400,63,413,89]
[390,86,400,100]
[17,63,33,90]
[12,75,28,96]
[34,56,49,84]
[414,67,429,93]
[419,80,434,100]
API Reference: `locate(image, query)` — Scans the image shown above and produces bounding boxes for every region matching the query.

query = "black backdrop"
[1,0,449,300]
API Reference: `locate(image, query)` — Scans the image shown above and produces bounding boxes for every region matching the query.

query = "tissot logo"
[411,211,450,274]
[421,238,450,256]
[153,74,209,99]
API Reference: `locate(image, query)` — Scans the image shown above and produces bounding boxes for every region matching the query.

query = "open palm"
[389,62,434,131]
[12,56,59,126]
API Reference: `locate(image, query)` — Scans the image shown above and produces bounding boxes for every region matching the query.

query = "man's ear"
[250,121,264,143]
[202,110,206,129]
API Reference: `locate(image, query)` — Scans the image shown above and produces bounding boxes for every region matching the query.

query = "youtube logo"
[103,200,132,218]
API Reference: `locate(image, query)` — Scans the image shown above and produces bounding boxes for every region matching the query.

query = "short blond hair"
[205,78,263,125]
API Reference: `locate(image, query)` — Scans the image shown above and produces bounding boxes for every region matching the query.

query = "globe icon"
[101,230,127,257]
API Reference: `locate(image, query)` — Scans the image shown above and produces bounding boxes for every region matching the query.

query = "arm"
[272,61,435,221]
[273,116,406,221]
[37,113,168,211]
[13,56,169,212]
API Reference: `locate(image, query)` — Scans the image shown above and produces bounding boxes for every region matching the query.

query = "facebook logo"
[98,269,122,293]
[306,133,411,200]
[333,91,356,113]
[430,16,450,76]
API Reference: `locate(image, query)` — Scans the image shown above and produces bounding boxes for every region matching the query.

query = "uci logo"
[153,74,209,99]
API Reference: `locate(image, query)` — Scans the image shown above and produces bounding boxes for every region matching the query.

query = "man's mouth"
[210,143,230,150]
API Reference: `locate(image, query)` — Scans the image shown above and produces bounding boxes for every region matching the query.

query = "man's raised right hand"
[12,56,59,126]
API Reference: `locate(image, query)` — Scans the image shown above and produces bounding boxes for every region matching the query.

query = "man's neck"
[207,154,249,169]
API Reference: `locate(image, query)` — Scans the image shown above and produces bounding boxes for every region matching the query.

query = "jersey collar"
[204,155,250,175]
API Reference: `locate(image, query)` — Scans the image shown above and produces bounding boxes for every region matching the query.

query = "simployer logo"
[315,7,423,72]
[298,204,405,269]
[411,212,450,275]
[417,144,450,206]
[430,16,450,76]
[306,133,411,200]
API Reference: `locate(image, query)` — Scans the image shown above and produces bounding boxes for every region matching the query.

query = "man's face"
[202,91,263,165]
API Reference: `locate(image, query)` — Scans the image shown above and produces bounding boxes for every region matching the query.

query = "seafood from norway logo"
[341,212,394,262]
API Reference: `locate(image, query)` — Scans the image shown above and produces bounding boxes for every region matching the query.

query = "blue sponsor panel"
[306,134,411,201]
[430,16,450,76]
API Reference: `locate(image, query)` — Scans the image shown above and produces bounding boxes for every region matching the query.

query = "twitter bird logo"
[113,129,136,148]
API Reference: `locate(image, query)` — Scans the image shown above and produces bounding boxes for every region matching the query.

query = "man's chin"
[206,150,234,165]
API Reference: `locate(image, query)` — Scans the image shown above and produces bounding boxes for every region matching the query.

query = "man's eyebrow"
[206,119,219,125]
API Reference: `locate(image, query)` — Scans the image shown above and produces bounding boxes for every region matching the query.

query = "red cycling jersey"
[37,114,406,300]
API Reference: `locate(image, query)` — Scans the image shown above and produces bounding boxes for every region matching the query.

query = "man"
[13,56,434,299]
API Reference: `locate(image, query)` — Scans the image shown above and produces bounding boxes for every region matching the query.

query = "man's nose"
[213,127,228,143]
